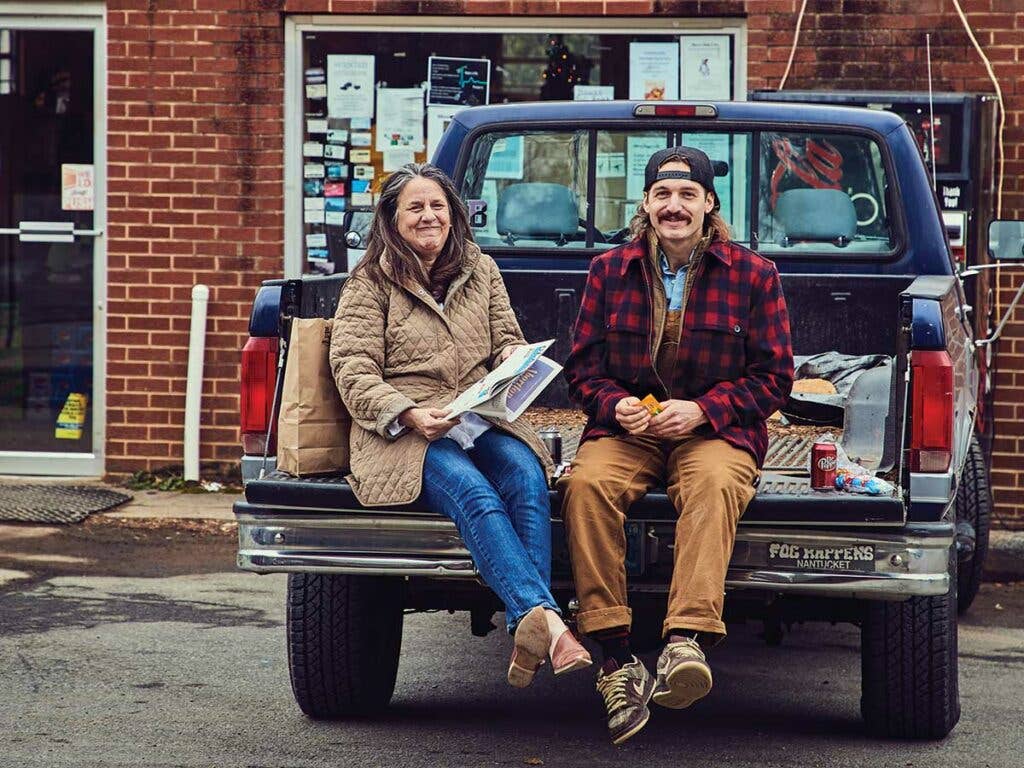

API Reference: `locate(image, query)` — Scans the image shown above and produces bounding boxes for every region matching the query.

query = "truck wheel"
[956,435,992,614]
[286,573,404,719]
[860,549,960,739]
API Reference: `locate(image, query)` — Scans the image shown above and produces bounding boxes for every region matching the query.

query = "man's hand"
[614,396,651,435]
[498,344,523,363]
[646,399,708,439]
[398,407,460,441]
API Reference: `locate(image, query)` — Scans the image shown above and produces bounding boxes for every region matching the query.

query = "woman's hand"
[398,407,459,441]
[498,344,524,363]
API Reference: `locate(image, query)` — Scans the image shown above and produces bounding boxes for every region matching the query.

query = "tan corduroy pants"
[559,433,757,641]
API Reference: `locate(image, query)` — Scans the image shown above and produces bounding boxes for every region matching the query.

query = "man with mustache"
[560,147,793,744]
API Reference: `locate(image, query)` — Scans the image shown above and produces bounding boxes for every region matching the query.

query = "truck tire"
[286,573,404,719]
[956,435,992,614]
[860,550,960,739]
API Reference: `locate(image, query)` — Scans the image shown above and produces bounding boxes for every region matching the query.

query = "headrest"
[775,188,857,242]
[496,183,579,237]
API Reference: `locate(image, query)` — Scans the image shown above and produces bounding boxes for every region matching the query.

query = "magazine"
[444,339,562,422]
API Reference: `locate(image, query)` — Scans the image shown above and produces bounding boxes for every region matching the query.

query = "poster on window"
[626,135,668,200]
[427,105,458,160]
[375,87,425,151]
[680,36,731,101]
[485,136,524,180]
[327,55,375,119]
[682,133,733,220]
[628,42,679,101]
[427,56,490,107]
[61,164,94,211]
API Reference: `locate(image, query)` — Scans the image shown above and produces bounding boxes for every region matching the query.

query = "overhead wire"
[777,0,808,92]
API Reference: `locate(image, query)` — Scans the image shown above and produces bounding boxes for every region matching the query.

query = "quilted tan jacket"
[329,242,553,506]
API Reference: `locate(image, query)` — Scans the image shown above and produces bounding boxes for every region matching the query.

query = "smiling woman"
[396,175,452,267]
[329,161,592,688]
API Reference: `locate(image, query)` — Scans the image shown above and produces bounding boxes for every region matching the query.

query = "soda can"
[538,427,562,465]
[810,439,838,491]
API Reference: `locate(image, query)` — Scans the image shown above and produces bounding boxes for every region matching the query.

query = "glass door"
[0,15,104,474]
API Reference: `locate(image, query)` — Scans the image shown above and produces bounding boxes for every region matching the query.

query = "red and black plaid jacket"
[564,236,793,467]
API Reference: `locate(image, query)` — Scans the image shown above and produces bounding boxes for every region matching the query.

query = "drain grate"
[0,485,132,524]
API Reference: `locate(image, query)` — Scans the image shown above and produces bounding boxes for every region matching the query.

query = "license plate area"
[767,542,876,572]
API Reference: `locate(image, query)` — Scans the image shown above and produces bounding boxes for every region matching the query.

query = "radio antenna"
[926,33,937,190]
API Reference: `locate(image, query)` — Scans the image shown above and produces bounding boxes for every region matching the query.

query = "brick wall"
[743,0,1024,524]
[105,0,1024,524]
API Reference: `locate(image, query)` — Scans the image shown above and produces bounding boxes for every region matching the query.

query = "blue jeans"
[420,429,558,633]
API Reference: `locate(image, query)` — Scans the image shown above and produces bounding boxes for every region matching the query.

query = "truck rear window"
[459,126,895,258]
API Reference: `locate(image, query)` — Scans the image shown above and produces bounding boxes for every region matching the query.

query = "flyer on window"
[375,87,425,151]
[682,133,733,219]
[626,135,668,200]
[427,105,458,160]
[427,56,490,106]
[680,35,731,101]
[628,42,679,101]
[327,54,375,119]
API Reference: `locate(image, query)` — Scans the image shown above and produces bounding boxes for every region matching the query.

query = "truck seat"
[775,188,857,246]
[496,182,582,247]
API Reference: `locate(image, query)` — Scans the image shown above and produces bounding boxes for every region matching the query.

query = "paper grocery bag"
[277,317,351,476]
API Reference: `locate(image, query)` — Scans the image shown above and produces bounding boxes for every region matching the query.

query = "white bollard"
[183,284,210,482]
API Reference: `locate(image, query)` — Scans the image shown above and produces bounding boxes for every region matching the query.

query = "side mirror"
[987,219,1024,261]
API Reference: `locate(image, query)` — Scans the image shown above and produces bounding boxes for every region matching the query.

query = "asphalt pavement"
[0,488,1023,767]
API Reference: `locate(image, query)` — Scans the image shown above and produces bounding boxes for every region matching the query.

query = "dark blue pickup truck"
[235,101,1024,740]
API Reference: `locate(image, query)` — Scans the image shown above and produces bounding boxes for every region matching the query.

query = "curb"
[984,530,1024,582]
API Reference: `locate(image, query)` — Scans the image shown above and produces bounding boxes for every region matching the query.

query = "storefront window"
[293,23,740,273]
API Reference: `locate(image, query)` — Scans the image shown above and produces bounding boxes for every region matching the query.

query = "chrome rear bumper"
[236,509,952,600]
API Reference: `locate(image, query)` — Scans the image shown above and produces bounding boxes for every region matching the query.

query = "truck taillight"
[241,336,278,456]
[910,350,954,473]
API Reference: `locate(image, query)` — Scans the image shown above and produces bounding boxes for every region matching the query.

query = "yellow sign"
[55,392,88,439]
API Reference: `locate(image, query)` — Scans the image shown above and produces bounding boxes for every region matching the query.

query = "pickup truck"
[235,100,1024,740]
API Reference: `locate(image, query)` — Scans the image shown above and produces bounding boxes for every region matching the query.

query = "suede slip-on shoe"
[550,629,593,675]
[507,606,550,688]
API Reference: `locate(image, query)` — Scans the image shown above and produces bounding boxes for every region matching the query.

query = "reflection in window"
[758,132,893,255]
[462,131,590,249]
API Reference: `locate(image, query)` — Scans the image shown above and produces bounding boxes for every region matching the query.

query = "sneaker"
[651,636,713,709]
[595,657,655,745]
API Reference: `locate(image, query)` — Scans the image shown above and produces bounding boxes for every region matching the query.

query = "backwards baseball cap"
[643,146,719,211]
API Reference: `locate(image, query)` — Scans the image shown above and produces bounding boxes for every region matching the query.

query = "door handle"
[0,221,104,243]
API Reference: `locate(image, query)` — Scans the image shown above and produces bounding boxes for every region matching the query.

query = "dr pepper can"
[810,440,838,491]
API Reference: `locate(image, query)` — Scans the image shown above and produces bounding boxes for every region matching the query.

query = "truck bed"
[242,409,903,527]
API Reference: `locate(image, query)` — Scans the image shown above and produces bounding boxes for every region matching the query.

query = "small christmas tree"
[540,35,590,100]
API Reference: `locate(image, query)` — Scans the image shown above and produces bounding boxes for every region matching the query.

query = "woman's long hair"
[628,197,731,243]
[349,163,473,300]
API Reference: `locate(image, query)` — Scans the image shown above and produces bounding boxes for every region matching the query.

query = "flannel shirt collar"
[619,231,729,277]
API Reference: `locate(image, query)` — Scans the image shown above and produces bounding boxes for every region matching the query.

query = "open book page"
[445,339,555,419]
